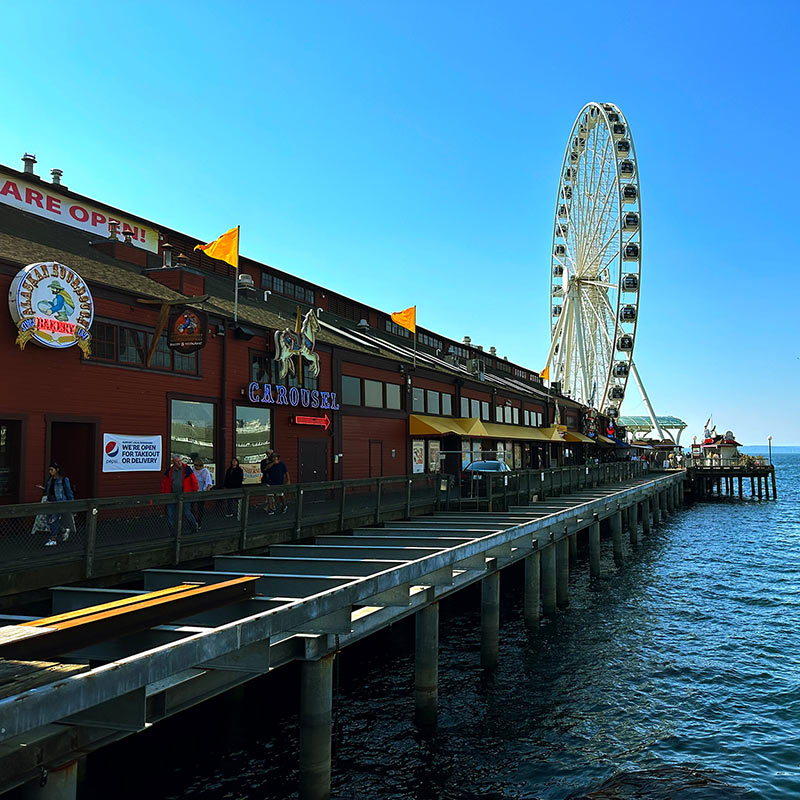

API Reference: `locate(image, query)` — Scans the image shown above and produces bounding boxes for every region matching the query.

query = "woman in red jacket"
[161,454,199,533]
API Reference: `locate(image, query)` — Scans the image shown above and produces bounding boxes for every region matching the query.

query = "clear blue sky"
[2,1,798,445]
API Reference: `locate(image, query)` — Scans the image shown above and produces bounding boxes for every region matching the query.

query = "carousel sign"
[8,261,93,355]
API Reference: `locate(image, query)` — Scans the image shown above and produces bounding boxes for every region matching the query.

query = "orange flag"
[194,226,239,269]
[540,366,550,381]
[391,305,416,334]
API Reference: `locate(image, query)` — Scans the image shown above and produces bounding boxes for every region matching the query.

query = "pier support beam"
[611,510,623,564]
[757,476,763,500]
[481,571,500,669]
[568,531,577,566]
[556,535,570,608]
[588,520,601,578]
[300,654,335,800]
[21,762,79,800]
[523,551,540,626]
[666,487,674,513]
[641,500,650,535]
[750,476,755,497]
[764,476,770,500]
[541,541,557,617]
[771,470,777,499]
[650,494,659,528]
[415,603,439,727]
[627,503,638,545]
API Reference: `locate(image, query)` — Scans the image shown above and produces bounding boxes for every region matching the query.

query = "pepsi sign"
[102,433,162,472]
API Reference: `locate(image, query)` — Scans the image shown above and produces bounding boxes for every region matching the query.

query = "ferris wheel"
[544,101,661,435]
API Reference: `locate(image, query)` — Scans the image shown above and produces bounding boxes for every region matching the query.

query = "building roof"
[619,415,687,430]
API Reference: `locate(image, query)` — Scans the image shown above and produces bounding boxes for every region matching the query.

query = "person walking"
[223,457,244,517]
[160,454,199,534]
[192,458,214,529]
[36,462,74,546]
[264,453,290,515]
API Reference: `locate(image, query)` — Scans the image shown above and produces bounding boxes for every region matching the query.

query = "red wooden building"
[0,154,612,505]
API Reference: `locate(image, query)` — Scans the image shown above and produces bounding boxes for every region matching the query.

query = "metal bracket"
[61,687,146,732]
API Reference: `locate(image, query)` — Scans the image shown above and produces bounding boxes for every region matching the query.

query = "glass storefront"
[235,406,272,483]
[170,400,215,480]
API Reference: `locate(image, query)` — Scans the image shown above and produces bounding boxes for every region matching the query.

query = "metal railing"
[0,474,439,600]
[689,455,769,468]
[451,460,650,512]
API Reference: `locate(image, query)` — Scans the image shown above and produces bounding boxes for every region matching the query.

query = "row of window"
[261,272,315,305]
[329,296,369,322]
[385,319,411,338]
[341,376,402,409]
[417,332,442,350]
[448,344,470,359]
[412,388,453,416]
[91,322,198,374]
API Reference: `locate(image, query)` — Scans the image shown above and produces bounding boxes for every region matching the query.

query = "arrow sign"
[294,414,331,431]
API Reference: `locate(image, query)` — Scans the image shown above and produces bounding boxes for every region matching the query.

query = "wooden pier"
[687,464,777,500]
[0,470,684,800]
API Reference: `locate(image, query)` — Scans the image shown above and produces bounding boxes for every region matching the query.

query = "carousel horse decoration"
[274,307,321,383]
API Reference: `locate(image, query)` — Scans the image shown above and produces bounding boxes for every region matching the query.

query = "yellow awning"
[597,434,617,445]
[408,416,488,437]
[565,431,595,444]
[540,426,567,443]
[481,422,554,442]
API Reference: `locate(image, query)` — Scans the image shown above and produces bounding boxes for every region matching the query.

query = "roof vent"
[463,335,471,346]
[161,243,173,267]
[50,168,64,186]
[238,273,256,290]
[356,318,370,332]
[175,253,191,268]
[108,221,120,240]
[21,153,37,176]
[489,346,497,356]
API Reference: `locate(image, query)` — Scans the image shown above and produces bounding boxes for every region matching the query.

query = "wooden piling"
[523,551,541,626]
[611,510,623,564]
[771,469,777,499]
[541,540,557,616]
[588,520,601,578]
[628,503,638,545]
[556,535,570,608]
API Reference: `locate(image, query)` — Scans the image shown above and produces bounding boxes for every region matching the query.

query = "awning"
[597,434,617,445]
[540,426,567,443]
[481,422,553,442]
[408,415,488,437]
[564,431,595,444]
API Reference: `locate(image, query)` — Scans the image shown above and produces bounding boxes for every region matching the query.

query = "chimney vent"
[108,221,120,240]
[489,346,497,356]
[123,229,134,245]
[477,344,483,351]
[21,153,37,175]
[175,253,191,268]
[50,168,64,186]
[161,243,173,267]
[463,335,471,346]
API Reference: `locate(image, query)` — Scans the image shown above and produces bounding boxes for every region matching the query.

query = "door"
[0,421,22,504]
[50,421,96,498]
[369,440,383,478]
[298,439,328,484]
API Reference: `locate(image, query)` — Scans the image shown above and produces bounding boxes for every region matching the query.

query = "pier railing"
[0,461,649,603]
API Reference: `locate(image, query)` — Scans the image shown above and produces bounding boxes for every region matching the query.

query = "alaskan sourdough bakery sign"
[8,261,94,355]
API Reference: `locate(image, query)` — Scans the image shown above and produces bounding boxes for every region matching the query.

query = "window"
[496,359,512,373]
[119,328,146,365]
[513,368,527,379]
[441,393,452,416]
[412,387,425,413]
[385,383,401,410]
[481,401,490,421]
[427,390,440,415]
[460,397,469,418]
[251,352,271,383]
[341,376,361,405]
[417,332,442,350]
[524,410,530,426]
[470,399,480,419]
[385,319,411,338]
[504,406,512,424]
[171,400,215,479]
[286,363,319,390]
[513,407,520,424]
[235,406,272,482]
[364,379,383,408]
[496,405,503,422]
[427,440,440,473]
[448,344,470,360]
[173,350,197,374]
[329,296,367,321]
[147,332,171,370]
[92,322,116,361]
[262,272,315,304]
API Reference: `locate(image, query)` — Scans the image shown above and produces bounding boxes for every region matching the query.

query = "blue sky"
[1,1,798,445]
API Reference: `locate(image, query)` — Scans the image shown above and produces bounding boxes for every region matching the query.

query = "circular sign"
[8,261,94,354]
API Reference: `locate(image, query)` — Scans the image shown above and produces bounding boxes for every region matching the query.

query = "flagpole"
[233,225,240,324]
[413,306,417,368]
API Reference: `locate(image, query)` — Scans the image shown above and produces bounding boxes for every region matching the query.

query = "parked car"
[461,460,512,497]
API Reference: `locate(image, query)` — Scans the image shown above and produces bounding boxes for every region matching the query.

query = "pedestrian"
[192,458,214,529]
[260,450,274,508]
[223,457,244,517]
[263,453,290,514]
[160,454,199,534]
[36,462,74,546]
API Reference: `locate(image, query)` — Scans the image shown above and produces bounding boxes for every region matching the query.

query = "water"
[88,455,800,799]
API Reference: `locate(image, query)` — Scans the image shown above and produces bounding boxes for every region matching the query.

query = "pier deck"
[0,469,683,799]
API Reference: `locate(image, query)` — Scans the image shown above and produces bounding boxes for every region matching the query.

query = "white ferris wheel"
[544,101,663,437]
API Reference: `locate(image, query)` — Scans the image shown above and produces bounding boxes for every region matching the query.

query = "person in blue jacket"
[36,462,74,546]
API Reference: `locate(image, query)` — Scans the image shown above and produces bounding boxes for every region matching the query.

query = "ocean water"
[89,455,800,799]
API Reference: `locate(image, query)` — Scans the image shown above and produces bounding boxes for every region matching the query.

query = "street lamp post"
[767,435,773,466]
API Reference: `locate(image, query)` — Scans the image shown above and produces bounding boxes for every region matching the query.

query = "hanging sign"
[9,261,93,355]
[0,174,158,252]
[248,382,340,411]
[167,306,207,353]
[102,434,163,472]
